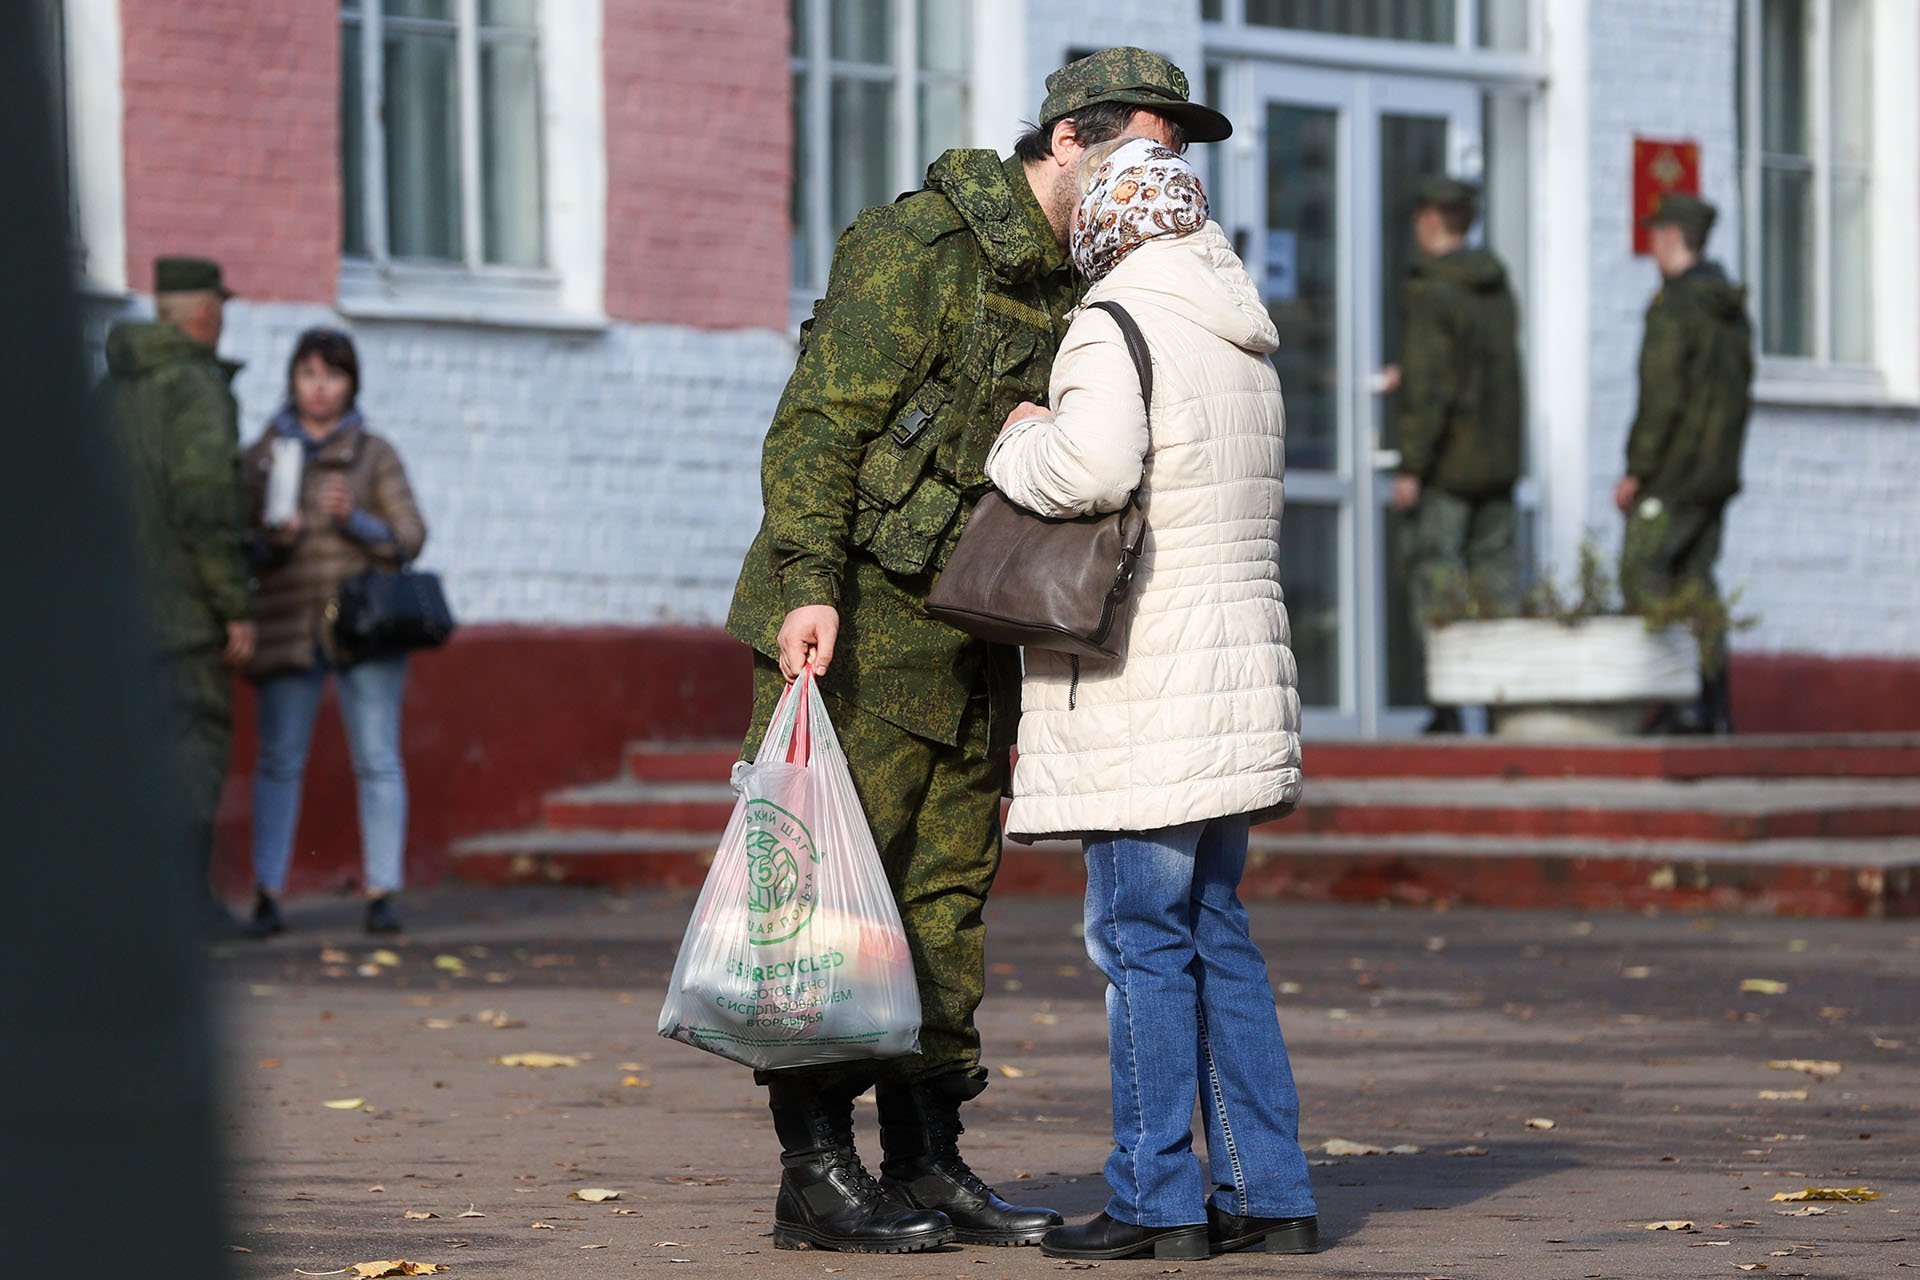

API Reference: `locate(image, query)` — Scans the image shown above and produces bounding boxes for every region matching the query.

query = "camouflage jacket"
[1626,261,1754,506]
[1396,247,1524,499]
[100,321,250,651]
[726,150,1079,746]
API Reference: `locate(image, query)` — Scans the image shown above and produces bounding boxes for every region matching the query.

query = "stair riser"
[1307,742,1920,780]
[1293,805,1920,842]
[541,798,735,831]
[625,748,739,783]
[452,844,1917,917]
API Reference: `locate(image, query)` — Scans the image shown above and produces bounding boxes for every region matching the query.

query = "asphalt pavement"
[210,886,1919,1279]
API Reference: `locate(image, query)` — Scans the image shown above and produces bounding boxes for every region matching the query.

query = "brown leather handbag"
[925,300,1151,660]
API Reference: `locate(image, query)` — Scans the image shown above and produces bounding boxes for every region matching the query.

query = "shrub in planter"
[1422,539,1754,739]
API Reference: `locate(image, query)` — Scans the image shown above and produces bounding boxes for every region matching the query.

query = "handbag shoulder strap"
[1085,300,1152,422]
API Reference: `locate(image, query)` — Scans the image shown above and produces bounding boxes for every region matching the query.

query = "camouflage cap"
[1040,46,1232,144]
[1642,192,1717,238]
[154,255,233,297]
[1413,175,1479,213]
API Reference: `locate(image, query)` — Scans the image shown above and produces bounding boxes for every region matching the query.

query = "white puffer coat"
[985,222,1301,842]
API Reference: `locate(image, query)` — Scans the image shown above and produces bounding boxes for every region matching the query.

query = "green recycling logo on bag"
[743,799,819,944]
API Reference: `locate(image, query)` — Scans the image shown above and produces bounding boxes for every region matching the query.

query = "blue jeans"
[1083,815,1317,1227]
[251,655,409,894]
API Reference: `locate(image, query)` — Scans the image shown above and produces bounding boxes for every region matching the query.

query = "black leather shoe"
[769,1082,954,1254]
[248,890,286,938]
[1040,1213,1208,1261]
[364,895,403,934]
[1207,1204,1319,1255]
[877,1079,1061,1246]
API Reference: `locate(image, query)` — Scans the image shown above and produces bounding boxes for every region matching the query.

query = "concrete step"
[622,735,1920,784]
[538,775,1920,843]
[540,779,736,831]
[450,825,1920,917]
[1295,777,1920,841]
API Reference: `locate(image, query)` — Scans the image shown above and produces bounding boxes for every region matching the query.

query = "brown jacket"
[242,416,427,678]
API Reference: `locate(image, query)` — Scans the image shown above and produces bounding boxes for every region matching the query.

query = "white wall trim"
[970,0,1029,155]
[1538,0,1590,574]
[67,0,126,294]
[1868,0,1918,399]
[543,0,606,318]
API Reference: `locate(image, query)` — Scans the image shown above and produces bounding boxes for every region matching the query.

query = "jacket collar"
[272,406,367,464]
[922,149,1069,284]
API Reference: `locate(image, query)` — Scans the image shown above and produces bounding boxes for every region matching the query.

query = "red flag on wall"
[1632,136,1701,255]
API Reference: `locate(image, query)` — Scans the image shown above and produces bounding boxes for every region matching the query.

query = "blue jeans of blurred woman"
[251,653,409,901]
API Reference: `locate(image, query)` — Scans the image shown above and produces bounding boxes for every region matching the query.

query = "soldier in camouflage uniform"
[1384,177,1524,734]
[101,257,254,929]
[1616,193,1754,734]
[724,48,1230,1255]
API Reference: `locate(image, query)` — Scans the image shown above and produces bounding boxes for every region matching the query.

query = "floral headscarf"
[1070,137,1210,283]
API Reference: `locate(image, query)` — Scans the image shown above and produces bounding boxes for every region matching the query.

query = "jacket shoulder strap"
[1085,300,1152,420]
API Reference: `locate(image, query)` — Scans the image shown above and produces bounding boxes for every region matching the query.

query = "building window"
[1203,0,1531,51]
[790,0,969,302]
[1741,0,1873,366]
[342,0,546,274]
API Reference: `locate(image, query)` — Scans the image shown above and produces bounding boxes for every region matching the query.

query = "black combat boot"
[1701,666,1734,735]
[876,1077,1062,1246]
[768,1081,953,1253]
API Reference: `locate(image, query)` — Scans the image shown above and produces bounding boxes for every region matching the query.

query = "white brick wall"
[1584,0,1920,658]
[202,303,787,628]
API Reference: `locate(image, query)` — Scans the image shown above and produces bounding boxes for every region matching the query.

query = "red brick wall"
[119,1,340,302]
[603,0,790,330]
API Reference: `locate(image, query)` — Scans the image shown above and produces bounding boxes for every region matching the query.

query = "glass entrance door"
[1241,66,1481,737]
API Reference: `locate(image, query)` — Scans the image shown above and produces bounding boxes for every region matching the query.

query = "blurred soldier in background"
[1615,193,1754,734]
[1380,177,1524,734]
[100,256,255,929]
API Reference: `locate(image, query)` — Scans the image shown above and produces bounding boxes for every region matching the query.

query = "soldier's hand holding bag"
[657,669,921,1070]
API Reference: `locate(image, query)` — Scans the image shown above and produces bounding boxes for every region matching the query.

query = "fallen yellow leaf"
[571,1188,622,1202]
[323,1098,367,1110]
[996,1064,1027,1078]
[434,954,467,974]
[621,1074,644,1087]
[370,950,402,967]
[1757,1089,1808,1101]
[402,1210,437,1221]
[494,1052,579,1068]
[457,1205,485,1218]
[1740,979,1789,995]
[531,1221,556,1229]
[1766,1059,1842,1080]
[1525,1118,1556,1130]
[1770,1187,1881,1203]
[1644,1220,1695,1231]
[350,1263,447,1278]
[1734,1266,1767,1273]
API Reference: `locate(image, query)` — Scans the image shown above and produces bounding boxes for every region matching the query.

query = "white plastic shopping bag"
[657,669,921,1070]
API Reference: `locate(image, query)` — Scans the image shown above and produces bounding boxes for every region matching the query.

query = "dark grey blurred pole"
[0,7,229,1277]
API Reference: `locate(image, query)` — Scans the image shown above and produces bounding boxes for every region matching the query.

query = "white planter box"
[1426,618,1701,740]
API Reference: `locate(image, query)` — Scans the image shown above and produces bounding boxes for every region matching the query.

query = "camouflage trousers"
[1401,489,1519,668]
[1620,499,1727,672]
[155,645,234,893]
[744,656,1006,1094]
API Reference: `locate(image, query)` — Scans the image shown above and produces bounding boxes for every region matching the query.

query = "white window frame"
[1740,0,1919,404]
[339,0,606,329]
[1201,0,1539,64]
[789,0,971,314]
[53,0,128,296]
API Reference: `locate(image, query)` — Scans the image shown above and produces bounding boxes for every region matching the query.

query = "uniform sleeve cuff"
[779,575,840,614]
